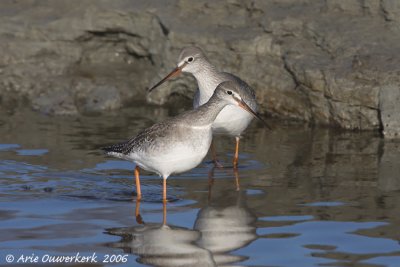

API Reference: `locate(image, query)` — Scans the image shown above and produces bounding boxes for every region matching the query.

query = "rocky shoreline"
[1,0,400,137]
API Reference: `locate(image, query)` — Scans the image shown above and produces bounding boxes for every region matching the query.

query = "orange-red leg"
[162,177,167,225]
[207,167,216,201]
[134,166,142,200]
[135,198,144,224]
[211,140,224,168]
[162,198,167,226]
[162,177,167,202]
[233,137,240,168]
[234,167,240,191]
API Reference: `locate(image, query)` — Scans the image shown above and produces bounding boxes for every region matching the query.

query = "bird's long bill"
[238,100,272,130]
[147,64,186,92]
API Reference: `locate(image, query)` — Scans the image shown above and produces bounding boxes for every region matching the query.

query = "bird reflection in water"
[199,167,257,265]
[107,168,257,267]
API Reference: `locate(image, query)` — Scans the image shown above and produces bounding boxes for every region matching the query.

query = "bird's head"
[214,81,270,128]
[148,46,206,93]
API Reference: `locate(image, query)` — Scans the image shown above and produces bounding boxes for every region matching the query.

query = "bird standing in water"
[103,81,267,201]
[148,46,267,168]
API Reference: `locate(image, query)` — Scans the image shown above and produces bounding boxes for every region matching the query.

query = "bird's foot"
[213,159,224,169]
[136,214,144,224]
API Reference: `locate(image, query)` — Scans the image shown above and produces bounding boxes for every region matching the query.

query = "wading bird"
[103,81,267,201]
[148,46,269,168]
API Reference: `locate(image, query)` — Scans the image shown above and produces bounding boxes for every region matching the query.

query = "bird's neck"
[193,61,221,98]
[192,94,226,126]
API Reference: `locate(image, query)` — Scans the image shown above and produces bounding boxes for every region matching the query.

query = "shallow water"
[1,106,400,267]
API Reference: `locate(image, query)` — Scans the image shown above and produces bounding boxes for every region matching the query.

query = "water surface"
[1,106,400,266]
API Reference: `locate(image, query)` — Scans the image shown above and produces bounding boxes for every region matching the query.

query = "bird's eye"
[187,57,194,63]
[227,90,233,95]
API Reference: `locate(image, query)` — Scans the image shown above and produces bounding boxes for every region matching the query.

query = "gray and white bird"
[103,81,266,201]
[148,46,267,168]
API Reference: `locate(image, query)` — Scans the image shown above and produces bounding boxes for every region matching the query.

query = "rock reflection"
[378,139,400,192]
[107,168,257,267]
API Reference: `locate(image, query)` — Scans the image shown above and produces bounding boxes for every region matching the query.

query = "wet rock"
[43,187,54,193]
[144,0,400,135]
[31,84,78,116]
[0,1,165,116]
[379,85,400,138]
[378,140,400,192]
[380,0,400,22]
[0,0,400,136]
[21,185,32,191]
[75,82,122,113]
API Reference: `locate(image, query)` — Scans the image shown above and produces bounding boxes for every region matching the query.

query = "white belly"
[131,131,212,178]
[212,105,254,136]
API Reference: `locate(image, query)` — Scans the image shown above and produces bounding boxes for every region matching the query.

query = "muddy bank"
[1,0,400,136]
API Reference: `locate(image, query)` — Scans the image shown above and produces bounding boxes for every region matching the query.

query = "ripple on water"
[364,255,400,267]
[91,160,133,171]
[16,149,49,156]
[300,201,346,207]
[260,215,314,222]
[0,144,20,151]
[246,189,264,195]
[0,160,47,174]
[244,220,396,266]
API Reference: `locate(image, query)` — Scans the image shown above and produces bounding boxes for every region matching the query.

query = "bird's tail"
[101,141,129,155]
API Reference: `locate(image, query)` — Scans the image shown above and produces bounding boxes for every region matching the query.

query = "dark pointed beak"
[237,98,272,130]
[148,63,187,93]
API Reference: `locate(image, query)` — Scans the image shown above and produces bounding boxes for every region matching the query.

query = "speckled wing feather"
[102,120,174,156]
[102,140,129,154]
